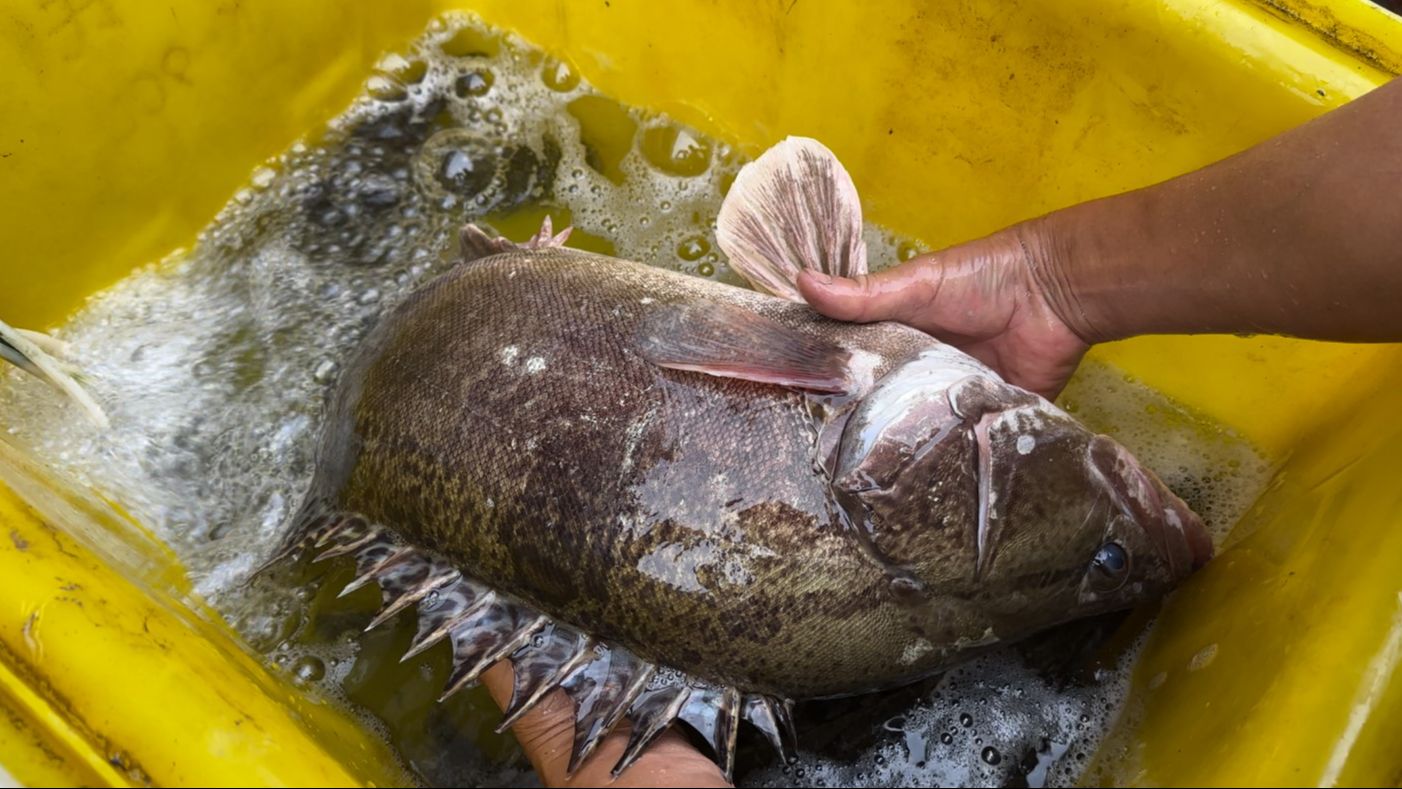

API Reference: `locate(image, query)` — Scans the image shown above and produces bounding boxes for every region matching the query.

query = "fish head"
[833,351,1212,637]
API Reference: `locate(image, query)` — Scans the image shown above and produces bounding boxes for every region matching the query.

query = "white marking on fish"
[1017,434,1036,455]
[499,345,520,366]
[843,351,993,467]
[722,557,753,585]
[635,542,713,594]
[619,405,656,476]
[900,638,935,665]
[975,412,996,578]
[525,356,546,373]
[953,627,1000,650]
[845,348,881,397]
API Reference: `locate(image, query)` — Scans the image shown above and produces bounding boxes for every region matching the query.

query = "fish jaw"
[1137,463,1214,575]
[1169,492,1214,571]
[1086,435,1213,578]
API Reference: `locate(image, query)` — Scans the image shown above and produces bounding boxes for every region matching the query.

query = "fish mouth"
[1088,435,1213,578]
[1130,465,1213,578]
[1157,486,1213,574]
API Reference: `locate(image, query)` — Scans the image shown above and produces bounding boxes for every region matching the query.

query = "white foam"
[1057,359,1272,542]
[748,645,1141,788]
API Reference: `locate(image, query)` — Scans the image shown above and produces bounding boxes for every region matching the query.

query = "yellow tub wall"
[0,425,412,787]
[3,0,1402,786]
[5,0,1400,453]
[0,482,412,788]
[0,0,438,330]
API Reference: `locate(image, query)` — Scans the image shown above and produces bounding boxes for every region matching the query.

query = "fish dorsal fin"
[459,216,574,263]
[716,136,868,301]
[638,302,854,394]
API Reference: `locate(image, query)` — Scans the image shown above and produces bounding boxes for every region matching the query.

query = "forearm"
[1035,76,1402,343]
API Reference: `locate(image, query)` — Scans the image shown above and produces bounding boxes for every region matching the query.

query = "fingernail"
[806,272,833,286]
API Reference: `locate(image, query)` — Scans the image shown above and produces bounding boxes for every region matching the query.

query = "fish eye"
[1089,542,1130,591]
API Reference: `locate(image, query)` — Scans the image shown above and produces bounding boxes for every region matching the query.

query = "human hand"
[797,222,1089,399]
[481,662,732,788]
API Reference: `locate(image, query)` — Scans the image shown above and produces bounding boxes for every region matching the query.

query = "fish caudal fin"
[0,319,109,429]
[458,216,573,263]
[263,515,796,780]
[717,136,868,301]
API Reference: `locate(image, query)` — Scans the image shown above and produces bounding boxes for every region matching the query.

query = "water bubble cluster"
[1057,359,1271,541]
[748,648,1137,788]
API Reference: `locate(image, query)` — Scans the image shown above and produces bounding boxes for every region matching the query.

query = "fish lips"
[1166,492,1214,572]
[1087,435,1213,578]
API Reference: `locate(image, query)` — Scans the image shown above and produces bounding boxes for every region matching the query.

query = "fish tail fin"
[271,512,792,780]
[716,136,868,301]
[459,216,574,263]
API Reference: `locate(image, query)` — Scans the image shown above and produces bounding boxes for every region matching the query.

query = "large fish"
[271,138,1211,779]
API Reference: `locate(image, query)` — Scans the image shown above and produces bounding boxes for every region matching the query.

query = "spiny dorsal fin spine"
[459,216,574,264]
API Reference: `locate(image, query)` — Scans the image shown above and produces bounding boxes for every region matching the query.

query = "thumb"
[797,263,943,325]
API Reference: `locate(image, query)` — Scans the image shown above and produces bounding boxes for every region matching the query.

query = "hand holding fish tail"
[805,75,1402,400]
[481,663,731,788]
[797,224,1088,399]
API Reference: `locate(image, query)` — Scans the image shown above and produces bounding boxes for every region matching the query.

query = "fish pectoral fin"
[637,302,854,394]
[716,136,868,301]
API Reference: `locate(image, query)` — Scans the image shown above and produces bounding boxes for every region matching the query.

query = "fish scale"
[267,138,1210,778]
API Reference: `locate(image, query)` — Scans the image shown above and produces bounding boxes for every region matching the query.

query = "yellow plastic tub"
[3,0,1402,786]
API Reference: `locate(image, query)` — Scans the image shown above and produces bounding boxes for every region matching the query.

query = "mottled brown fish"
[271,138,1211,779]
